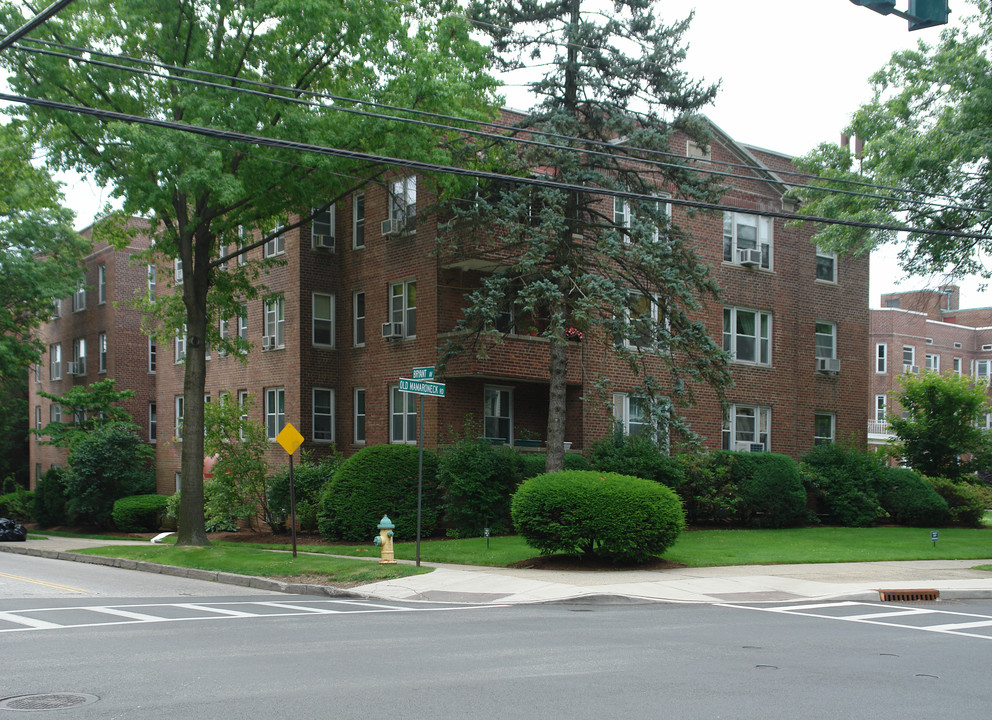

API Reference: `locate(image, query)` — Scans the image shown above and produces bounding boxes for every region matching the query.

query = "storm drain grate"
[878,589,940,602]
[0,693,99,711]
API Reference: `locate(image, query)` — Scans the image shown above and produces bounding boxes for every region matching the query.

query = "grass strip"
[74,545,430,584]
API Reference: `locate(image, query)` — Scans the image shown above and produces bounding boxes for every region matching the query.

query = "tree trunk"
[545,334,568,473]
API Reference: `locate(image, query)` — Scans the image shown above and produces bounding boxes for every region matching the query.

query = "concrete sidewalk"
[5,534,992,605]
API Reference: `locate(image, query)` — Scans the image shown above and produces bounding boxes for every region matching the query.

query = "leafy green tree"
[444,0,730,471]
[887,371,992,481]
[35,378,137,448]
[1,0,499,544]
[0,120,88,383]
[795,0,992,278]
[0,377,29,486]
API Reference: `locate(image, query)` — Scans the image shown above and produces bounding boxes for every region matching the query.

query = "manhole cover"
[0,693,99,711]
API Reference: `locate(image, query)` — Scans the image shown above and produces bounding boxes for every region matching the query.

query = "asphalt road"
[2,556,991,719]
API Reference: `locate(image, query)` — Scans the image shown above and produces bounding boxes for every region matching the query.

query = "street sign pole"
[288,454,297,558]
[417,393,424,567]
[276,423,305,558]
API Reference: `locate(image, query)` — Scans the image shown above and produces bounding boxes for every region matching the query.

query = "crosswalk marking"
[0,611,62,630]
[84,607,166,622]
[257,601,342,614]
[844,609,937,620]
[173,603,258,617]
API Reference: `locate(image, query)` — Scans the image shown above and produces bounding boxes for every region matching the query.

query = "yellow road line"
[0,572,89,594]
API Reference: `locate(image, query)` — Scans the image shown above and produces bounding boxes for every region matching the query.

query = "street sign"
[276,423,304,455]
[399,377,446,397]
[411,366,435,380]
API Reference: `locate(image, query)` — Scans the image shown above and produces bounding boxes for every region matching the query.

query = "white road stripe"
[844,609,937,620]
[0,611,62,630]
[85,606,169,622]
[257,602,343,614]
[173,603,258,617]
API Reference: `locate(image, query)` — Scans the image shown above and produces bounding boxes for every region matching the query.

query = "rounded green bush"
[590,433,684,488]
[801,443,885,527]
[511,470,685,563]
[437,439,524,537]
[712,451,807,528]
[877,468,949,526]
[32,467,68,528]
[927,477,987,527]
[111,494,169,532]
[319,444,440,542]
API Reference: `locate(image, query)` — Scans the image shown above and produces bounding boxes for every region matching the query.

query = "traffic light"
[849,0,896,14]
[907,0,949,30]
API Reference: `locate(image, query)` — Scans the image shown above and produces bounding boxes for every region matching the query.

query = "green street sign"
[411,366,435,380]
[399,377,445,397]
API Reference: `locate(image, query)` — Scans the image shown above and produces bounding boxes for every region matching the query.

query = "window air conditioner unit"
[736,441,765,452]
[381,218,399,236]
[904,364,920,374]
[262,336,275,351]
[381,321,403,340]
[816,357,841,373]
[737,248,762,267]
[313,234,335,251]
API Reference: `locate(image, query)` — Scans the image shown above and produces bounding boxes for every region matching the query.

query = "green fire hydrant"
[372,515,396,564]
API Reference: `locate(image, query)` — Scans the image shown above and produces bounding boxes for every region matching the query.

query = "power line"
[3,90,990,244]
[15,37,984,217]
[0,0,75,53]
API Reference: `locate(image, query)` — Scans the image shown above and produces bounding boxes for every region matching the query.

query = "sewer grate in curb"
[878,589,940,602]
[0,693,99,711]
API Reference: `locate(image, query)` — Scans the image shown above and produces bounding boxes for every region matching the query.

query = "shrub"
[519,452,591,479]
[674,453,740,525]
[437,439,525,537]
[32,467,68,528]
[590,433,684,488]
[269,455,340,533]
[163,481,241,534]
[927,477,987,527]
[711,451,807,528]
[0,488,34,522]
[319,444,441,542]
[801,443,885,527]
[112,494,169,532]
[876,468,949,526]
[511,470,685,563]
[63,422,155,527]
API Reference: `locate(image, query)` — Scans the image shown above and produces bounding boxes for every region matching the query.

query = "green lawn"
[74,544,429,584]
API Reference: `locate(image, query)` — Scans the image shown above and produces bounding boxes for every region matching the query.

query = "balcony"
[867,419,893,445]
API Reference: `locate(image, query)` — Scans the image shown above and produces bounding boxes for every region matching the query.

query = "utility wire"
[3,90,990,244]
[16,36,983,215]
[0,0,75,53]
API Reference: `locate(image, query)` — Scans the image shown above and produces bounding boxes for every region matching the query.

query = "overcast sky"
[27,1,987,309]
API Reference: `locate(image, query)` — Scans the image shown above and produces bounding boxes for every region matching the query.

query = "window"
[723,307,771,365]
[976,359,992,381]
[265,387,285,440]
[903,345,916,368]
[237,226,247,266]
[723,212,772,269]
[390,281,417,337]
[174,258,183,285]
[50,343,62,380]
[353,193,365,249]
[815,322,836,360]
[722,404,771,451]
[238,304,248,347]
[238,390,248,441]
[484,386,512,443]
[885,298,900,308]
[925,353,940,372]
[613,196,631,233]
[51,298,61,319]
[814,413,835,445]
[954,341,963,349]
[147,265,156,298]
[354,388,366,444]
[35,405,41,431]
[312,203,336,250]
[613,393,649,437]
[387,176,417,232]
[313,293,335,347]
[815,248,837,283]
[264,297,285,349]
[264,222,285,257]
[149,403,157,443]
[73,281,86,311]
[625,293,665,349]
[176,326,187,363]
[218,319,228,357]
[354,291,365,346]
[98,332,107,373]
[875,343,886,374]
[954,357,962,375]
[97,264,107,304]
[875,394,887,422]
[72,337,86,376]
[616,195,671,243]
[148,336,156,373]
[50,404,61,423]
[313,388,335,442]
[175,472,181,492]
[390,386,417,443]
[175,396,184,440]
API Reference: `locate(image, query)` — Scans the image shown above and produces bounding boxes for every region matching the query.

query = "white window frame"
[50,343,62,380]
[237,226,247,266]
[238,305,248,349]
[722,404,771,451]
[174,258,183,285]
[98,332,107,373]
[35,405,41,431]
[175,326,187,363]
[97,264,107,304]
[148,336,156,373]
[73,281,86,311]
[175,395,184,441]
[72,337,86,376]
[218,319,228,357]
[50,403,61,423]
[875,394,887,422]
[954,357,962,375]
[390,280,417,338]
[925,353,940,372]
[484,385,513,443]
[149,402,157,443]
[312,293,335,348]
[312,203,336,251]
[814,412,835,446]
[265,387,285,441]
[976,359,991,381]
[388,176,417,232]
[264,296,285,349]
[723,212,773,270]
[875,343,886,374]
[815,321,836,360]
[815,248,837,283]
[238,390,248,441]
[264,223,286,258]
[353,290,365,347]
[390,385,417,444]
[147,264,156,298]
[51,297,62,319]
[354,387,366,444]
[613,392,649,437]
[312,387,335,443]
[723,307,772,365]
[903,345,916,369]
[625,293,665,350]
[353,192,365,249]
[175,472,181,492]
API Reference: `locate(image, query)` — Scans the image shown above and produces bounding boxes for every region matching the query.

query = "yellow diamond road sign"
[277,423,304,455]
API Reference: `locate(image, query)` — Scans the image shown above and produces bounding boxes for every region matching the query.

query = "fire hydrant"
[372,515,396,564]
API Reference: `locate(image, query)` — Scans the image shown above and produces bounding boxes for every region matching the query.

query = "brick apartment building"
[30,119,870,495]
[869,286,992,449]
